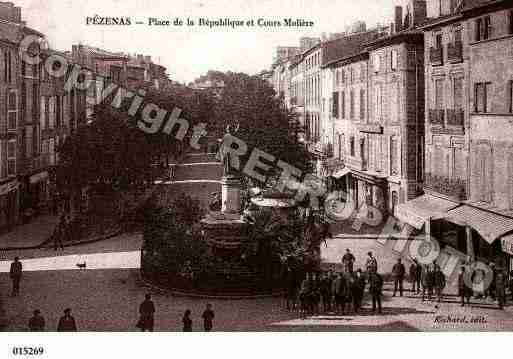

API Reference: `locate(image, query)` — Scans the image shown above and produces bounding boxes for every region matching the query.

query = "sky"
[15,0,409,83]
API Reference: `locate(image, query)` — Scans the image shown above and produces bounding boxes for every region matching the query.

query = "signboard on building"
[358,124,383,134]
[501,235,513,256]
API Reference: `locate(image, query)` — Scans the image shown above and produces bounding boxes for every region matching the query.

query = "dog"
[76,262,87,269]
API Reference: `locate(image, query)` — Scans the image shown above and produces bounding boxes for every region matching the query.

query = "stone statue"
[218,122,239,177]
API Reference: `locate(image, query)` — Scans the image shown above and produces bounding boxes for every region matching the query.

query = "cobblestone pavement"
[2,267,513,331]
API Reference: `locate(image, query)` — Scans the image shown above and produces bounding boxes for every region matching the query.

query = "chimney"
[390,22,395,35]
[395,6,403,32]
[409,0,427,27]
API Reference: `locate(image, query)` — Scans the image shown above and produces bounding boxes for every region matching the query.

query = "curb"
[139,273,285,300]
[0,227,123,252]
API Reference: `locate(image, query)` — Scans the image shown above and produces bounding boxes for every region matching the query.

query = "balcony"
[446,109,464,127]
[429,47,443,66]
[424,173,467,201]
[447,41,463,63]
[429,109,445,126]
[21,154,51,174]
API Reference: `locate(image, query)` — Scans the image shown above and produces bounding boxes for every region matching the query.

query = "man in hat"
[458,266,472,307]
[365,252,378,274]
[409,258,422,294]
[342,249,356,274]
[368,271,383,314]
[392,258,406,297]
[57,308,77,331]
[28,309,45,331]
[9,257,22,297]
[433,264,446,303]
[495,268,506,309]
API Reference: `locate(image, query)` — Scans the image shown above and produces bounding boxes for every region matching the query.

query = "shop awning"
[394,194,459,230]
[444,205,513,244]
[500,233,513,256]
[332,168,350,179]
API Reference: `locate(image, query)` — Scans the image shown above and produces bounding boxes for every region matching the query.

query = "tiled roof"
[322,30,383,67]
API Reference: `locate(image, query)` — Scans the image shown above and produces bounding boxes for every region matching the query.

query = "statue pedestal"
[221,175,242,215]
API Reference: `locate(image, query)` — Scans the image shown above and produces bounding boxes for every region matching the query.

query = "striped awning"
[394,194,459,230]
[332,167,351,179]
[444,205,513,244]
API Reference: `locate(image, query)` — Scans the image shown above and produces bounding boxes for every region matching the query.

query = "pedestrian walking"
[28,310,45,331]
[409,258,422,294]
[182,309,192,332]
[487,263,497,300]
[342,249,355,273]
[421,264,434,301]
[9,257,22,297]
[57,308,77,331]
[202,303,215,332]
[496,269,506,309]
[392,258,406,297]
[458,266,472,307]
[368,271,383,314]
[311,273,321,314]
[351,268,366,313]
[365,252,378,274]
[433,264,446,303]
[137,294,155,332]
[53,215,65,251]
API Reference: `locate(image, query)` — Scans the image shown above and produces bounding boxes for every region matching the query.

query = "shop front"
[442,205,513,270]
[0,179,19,231]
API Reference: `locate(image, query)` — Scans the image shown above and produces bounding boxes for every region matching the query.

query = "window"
[360,63,366,81]
[7,140,16,177]
[390,136,399,175]
[49,96,55,129]
[360,89,365,120]
[476,16,492,41]
[373,54,381,73]
[56,96,61,128]
[49,138,55,166]
[435,33,443,48]
[509,11,513,35]
[7,90,17,131]
[25,126,33,158]
[374,84,382,120]
[40,96,46,130]
[33,125,39,155]
[454,26,462,43]
[32,84,39,119]
[509,80,513,113]
[350,90,355,119]
[350,136,355,157]
[474,82,492,113]
[454,77,463,109]
[435,79,444,109]
[341,70,346,84]
[341,91,345,119]
[332,92,339,118]
[391,49,398,71]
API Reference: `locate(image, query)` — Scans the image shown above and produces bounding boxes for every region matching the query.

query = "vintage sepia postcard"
[1,1,513,351]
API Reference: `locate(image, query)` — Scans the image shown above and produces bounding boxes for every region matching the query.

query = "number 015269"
[11,347,44,356]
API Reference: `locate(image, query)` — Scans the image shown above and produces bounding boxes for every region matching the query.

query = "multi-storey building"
[396,0,513,270]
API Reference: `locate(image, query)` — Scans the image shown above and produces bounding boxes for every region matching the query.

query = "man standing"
[57,308,77,331]
[458,266,472,307]
[137,294,155,332]
[202,303,215,332]
[392,258,406,297]
[320,272,333,313]
[28,310,45,331]
[495,269,506,309]
[331,272,348,315]
[433,265,446,303]
[368,271,383,314]
[351,268,366,313]
[9,257,22,297]
[365,252,378,274]
[421,264,434,301]
[342,249,356,274]
[409,258,421,294]
[53,215,65,251]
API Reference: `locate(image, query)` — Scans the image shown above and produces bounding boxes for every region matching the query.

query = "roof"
[394,194,459,230]
[444,204,513,244]
[364,30,424,50]
[322,30,384,67]
[460,0,503,12]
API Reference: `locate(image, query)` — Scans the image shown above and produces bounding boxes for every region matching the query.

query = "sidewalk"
[0,214,59,251]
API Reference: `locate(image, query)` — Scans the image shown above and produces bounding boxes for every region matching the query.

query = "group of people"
[287,250,385,317]
[27,308,78,331]
[51,214,72,251]
[137,294,215,332]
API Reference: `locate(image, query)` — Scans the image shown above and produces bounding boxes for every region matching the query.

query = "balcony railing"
[429,109,445,126]
[21,153,51,174]
[446,109,464,127]
[429,47,443,66]
[447,41,463,63]
[424,173,467,201]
